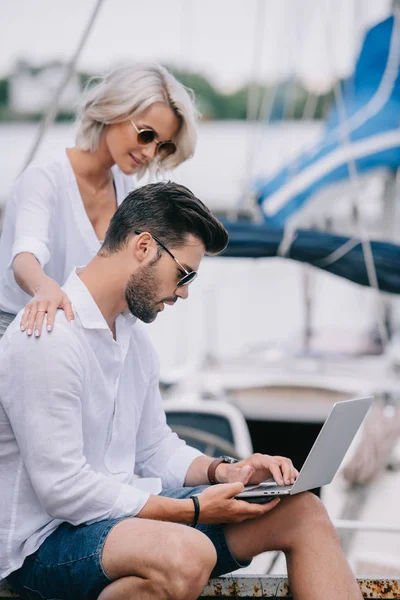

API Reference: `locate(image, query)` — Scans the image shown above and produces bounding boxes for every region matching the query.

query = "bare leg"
[225,492,362,600]
[98,576,154,600]
[98,518,217,600]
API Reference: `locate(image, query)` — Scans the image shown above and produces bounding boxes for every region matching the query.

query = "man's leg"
[224,492,362,600]
[98,517,216,600]
[8,517,216,600]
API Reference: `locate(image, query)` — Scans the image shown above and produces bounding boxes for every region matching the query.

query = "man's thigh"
[160,486,252,577]
[7,518,125,600]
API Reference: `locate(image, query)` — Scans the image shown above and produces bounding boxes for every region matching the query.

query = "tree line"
[0,63,335,122]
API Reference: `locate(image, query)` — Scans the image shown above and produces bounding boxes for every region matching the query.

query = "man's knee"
[159,528,217,600]
[102,519,216,600]
[283,492,337,542]
[290,491,331,523]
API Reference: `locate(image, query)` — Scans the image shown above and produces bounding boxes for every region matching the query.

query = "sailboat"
[155,7,400,584]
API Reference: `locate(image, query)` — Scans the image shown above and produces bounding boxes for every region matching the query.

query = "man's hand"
[215,453,299,486]
[197,482,280,523]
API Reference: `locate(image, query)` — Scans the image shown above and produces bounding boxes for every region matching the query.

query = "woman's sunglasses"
[130,120,177,159]
[134,230,198,287]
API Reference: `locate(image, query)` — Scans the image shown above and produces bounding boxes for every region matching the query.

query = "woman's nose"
[141,142,157,161]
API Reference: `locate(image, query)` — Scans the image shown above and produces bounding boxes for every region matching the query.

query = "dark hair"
[101,181,228,255]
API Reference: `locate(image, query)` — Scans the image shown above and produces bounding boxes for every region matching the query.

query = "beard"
[125,261,161,323]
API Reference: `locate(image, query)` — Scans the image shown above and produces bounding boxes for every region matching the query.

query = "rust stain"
[211,581,223,597]
[227,581,240,597]
[361,578,400,599]
[201,576,400,598]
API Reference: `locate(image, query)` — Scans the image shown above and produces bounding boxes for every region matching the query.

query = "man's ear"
[133,232,153,263]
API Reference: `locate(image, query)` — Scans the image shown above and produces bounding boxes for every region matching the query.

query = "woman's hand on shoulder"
[20,278,74,337]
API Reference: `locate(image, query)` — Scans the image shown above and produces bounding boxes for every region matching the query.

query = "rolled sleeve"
[10,236,51,269]
[107,485,150,521]
[9,164,55,269]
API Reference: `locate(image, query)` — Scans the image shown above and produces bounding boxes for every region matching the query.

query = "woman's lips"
[129,153,141,167]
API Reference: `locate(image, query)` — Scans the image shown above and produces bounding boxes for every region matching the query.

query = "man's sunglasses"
[130,120,177,159]
[134,230,197,287]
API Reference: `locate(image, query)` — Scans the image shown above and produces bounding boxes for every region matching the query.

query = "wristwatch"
[207,455,239,485]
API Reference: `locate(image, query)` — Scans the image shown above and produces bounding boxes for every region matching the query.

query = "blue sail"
[254,13,400,225]
[222,220,400,294]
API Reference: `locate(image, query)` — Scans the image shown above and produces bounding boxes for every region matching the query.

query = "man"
[0,182,362,600]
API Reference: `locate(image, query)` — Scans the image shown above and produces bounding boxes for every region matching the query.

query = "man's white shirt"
[0,268,203,579]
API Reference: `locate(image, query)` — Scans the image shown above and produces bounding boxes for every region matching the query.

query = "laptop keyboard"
[245,483,293,493]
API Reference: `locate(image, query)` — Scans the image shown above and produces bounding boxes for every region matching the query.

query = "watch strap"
[207,457,225,485]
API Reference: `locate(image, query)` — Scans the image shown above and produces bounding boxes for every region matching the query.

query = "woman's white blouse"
[0,152,135,314]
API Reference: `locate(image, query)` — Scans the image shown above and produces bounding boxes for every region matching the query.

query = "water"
[0,120,323,208]
[0,120,389,376]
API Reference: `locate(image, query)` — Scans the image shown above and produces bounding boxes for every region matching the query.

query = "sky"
[0,0,393,93]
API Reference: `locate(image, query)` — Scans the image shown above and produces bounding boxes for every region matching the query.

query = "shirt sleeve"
[9,165,55,268]
[135,346,204,488]
[0,325,150,525]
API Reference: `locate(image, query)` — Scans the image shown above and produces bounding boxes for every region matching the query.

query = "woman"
[0,62,198,338]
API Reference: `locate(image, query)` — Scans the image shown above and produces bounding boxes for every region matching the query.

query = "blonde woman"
[0,62,198,338]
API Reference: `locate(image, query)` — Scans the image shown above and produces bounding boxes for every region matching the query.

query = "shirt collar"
[63,267,136,331]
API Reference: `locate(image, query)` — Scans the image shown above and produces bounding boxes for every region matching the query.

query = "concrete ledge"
[200,575,400,598]
[1,575,400,598]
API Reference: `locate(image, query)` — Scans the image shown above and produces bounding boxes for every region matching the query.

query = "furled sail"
[222,220,400,294]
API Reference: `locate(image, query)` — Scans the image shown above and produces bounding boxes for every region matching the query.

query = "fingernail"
[20,326,25,332]
[47,325,52,332]
[27,329,32,336]
[34,329,40,337]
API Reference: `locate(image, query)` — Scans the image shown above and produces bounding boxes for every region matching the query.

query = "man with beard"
[0,182,362,600]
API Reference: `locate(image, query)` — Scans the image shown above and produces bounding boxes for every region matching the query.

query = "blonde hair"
[75,62,199,177]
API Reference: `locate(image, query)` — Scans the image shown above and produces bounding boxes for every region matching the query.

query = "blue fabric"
[255,15,400,225]
[7,486,251,600]
[222,220,400,294]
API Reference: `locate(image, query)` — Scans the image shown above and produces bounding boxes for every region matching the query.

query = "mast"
[21,0,105,172]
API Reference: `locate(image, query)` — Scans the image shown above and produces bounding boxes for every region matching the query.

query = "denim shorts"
[7,485,251,600]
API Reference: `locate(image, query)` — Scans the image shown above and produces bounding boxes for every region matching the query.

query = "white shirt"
[0,269,202,579]
[0,152,135,314]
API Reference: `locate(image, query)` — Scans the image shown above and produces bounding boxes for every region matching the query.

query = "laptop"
[235,396,374,503]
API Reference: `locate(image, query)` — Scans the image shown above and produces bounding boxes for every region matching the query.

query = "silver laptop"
[235,396,373,503]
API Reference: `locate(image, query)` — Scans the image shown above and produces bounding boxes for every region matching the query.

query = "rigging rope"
[242,0,267,199]
[331,40,390,349]
[21,0,105,173]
